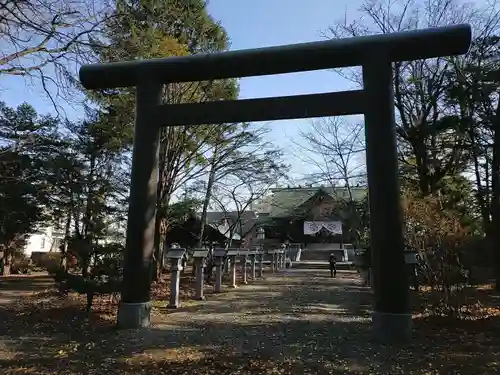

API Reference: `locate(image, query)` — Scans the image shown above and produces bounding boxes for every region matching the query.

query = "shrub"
[402,192,473,317]
[31,252,63,273]
[11,257,32,274]
[51,241,124,311]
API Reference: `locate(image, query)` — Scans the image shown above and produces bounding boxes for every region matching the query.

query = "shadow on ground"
[0,274,53,290]
[1,270,499,374]
[158,270,372,321]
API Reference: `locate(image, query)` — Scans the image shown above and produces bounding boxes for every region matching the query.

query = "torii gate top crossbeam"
[79,24,471,90]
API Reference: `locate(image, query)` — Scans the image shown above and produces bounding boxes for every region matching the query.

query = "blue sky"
[207,0,364,178]
[1,0,364,178]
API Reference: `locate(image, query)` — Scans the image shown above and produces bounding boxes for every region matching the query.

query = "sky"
[1,0,366,179]
[206,0,365,179]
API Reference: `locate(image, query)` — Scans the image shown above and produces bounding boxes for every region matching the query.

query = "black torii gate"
[79,24,471,342]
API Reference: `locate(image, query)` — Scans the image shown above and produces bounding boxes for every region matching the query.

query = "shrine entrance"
[79,24,472,342]
[303,221,342,237]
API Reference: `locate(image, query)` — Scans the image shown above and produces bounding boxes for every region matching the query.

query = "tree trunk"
[60,211,72,271]
[470,136,490,231]
[158,219,169,278]
[153,215,170,281]
[2,264,10,276]
[83,154,96,238]
[152,208,162,282]
[413,141,431,196]
[198,151,218,248]
[153,201,170,281]
[491,101,500,291]
[1,253,11,276]
[153,129,170,281]
[73,204,81,237]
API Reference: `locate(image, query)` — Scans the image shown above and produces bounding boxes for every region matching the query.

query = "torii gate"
[79,24,471,342]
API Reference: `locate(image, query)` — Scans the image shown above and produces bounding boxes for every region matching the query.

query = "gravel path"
[112,268,499,374]
[110,268,379,373]
[150,269,372,357]
[2,269,499,374]
[0,273,53,304]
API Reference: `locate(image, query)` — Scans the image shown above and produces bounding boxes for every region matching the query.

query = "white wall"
[23,218,126,258]
[23,226,63,258]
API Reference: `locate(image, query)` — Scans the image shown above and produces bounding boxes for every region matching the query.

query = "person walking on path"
[329,253,337,278]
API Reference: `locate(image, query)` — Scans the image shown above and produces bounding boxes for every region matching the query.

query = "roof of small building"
[199,211,260,237]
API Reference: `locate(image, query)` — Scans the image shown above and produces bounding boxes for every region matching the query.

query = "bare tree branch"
[292,117,366,198]
[0,0,111,113]
[324,0,500,195]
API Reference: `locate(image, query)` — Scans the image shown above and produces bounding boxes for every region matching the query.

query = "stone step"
[292,261,355,270]
[300,251,347,262]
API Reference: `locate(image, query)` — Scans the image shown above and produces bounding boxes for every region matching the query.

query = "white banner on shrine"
[303,221,342,235]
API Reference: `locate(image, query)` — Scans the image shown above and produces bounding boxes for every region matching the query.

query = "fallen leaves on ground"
[1,273,500,374]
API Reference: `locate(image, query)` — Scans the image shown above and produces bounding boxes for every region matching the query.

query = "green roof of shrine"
[257,186,367,218]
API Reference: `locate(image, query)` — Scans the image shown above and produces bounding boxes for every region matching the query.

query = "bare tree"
[0,0,109,109]
[293,117,368,247]
[210,176,273,247]
[326,0,500,195]
[195,124,279,247]
[209,151,288,246]
[294,117,366,197]
[153,122,226,276]
[151,78,240,277]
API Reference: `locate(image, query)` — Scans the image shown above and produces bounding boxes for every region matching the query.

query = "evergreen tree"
[88,0,243,277]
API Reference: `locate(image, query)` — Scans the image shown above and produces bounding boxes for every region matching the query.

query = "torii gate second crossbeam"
[79,24,472,343]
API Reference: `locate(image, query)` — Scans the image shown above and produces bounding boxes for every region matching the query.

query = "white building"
[23,225,65,258]
[23,219,126,258]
